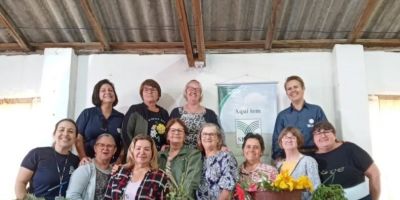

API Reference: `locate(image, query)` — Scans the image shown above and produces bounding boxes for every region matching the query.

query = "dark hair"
[92,79,119,107]
[242,133,265,152]
[284,75,305,90]
[139,79,161,101]
[197,123,223,152]
[278,127,304,149]
[53,118,78,136]
[312,121,336,135]
[166,118,188,137]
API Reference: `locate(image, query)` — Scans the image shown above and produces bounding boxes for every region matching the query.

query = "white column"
[40,48,77,136]
[332,44,372,153]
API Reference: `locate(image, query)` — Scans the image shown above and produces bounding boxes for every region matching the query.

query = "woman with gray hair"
[196,123,238,200]
[67,133,117,199]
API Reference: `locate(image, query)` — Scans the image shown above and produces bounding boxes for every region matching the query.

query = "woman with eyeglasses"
[122,79,169,154]
[170,80,220,149]
[15,119,80,200]
[312,121,380,200]
[75,79,124,164]
[158,118,202,199]
[277,127,320,200]
[196,123,238,200]
[67,133,117,200]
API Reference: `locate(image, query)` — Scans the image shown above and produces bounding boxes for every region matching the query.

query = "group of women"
[14,77,380,200]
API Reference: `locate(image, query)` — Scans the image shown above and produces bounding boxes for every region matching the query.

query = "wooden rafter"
[265,0,284,49]
[2,39,400,53]
[0,5,31,51]
[348,0,380,43]
[176,0,195,67]
[80,0,110,51]
[192,0,206,63]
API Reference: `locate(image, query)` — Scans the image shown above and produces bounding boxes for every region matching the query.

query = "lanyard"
[54,152,69,197]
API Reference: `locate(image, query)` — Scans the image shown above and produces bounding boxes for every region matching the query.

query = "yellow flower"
[296,175,313,192]
[255,170,313,192]
[273,170,295,191]
[156,123,166,134]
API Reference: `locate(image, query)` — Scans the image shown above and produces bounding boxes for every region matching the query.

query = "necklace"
[53,150,69,197]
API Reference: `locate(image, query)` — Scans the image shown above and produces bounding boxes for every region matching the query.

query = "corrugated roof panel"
[277,0,364,40]
[0,0,96,43]
[363,0,400,39]
[94,0,181,42]
[202,0,270,42]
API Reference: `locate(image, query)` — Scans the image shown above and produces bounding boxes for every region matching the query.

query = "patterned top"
[94,168,109,200]
[239,163,278,190]
[196,151,239,200]
[104,167,169,200]
[122,103,169,152]
[170,107,220,148]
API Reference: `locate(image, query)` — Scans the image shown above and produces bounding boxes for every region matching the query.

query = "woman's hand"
[111,164,122,174]
[160,144,169,151]
[79,157,92,166]
[221,146,230,152]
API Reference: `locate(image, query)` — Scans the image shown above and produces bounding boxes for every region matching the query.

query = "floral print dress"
[196,151,239,200]
[179,109,207,148]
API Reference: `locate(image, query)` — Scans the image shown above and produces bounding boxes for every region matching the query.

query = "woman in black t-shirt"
[312,121,380,200]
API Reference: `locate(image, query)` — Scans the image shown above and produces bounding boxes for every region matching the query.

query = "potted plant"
[311,184,346,200]
[234,170,313,200]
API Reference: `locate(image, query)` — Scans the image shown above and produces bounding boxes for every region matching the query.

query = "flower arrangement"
[235,170,313,200]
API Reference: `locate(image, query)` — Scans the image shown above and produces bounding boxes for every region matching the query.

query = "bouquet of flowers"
[235,170,313,200]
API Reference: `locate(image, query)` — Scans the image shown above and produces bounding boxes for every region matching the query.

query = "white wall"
[75,53,335,122]
[365,51,400,95]
[0,55,43,98]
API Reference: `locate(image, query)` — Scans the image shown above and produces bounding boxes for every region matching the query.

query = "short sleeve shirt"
[312,142,373,188]
[76,107,124,160]
[21,147,79,199]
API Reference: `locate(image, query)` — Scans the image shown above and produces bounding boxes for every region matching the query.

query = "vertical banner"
[218,82,278,164]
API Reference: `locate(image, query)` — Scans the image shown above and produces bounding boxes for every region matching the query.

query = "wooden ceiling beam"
[176,0,195,67]
[348,0,380,43]
[192,0,206,63]
[31,42,102,50]
[2,39,400,53]
[206,39,344,49]
[80,0,110,51]
[0,5,31,51]
[0,43,24,51]
[265,0,284,49]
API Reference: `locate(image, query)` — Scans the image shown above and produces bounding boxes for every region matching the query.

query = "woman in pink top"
[239,133,278,192]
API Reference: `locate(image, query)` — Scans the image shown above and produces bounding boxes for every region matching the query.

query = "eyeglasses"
[282,136,297,140]
[96,143,115,149]
[187,87,201,92]
[202,132,217,137]
[313,130,333,136]
[169,128,185,134]
[143,86,157,93]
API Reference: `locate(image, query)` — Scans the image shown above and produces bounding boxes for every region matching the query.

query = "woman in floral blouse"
[104,134,169,200]
[196,123,238,200]
[170,80,220,148]
[239,133,278,192]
